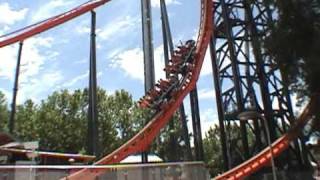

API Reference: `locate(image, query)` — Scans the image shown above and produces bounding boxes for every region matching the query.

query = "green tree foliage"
[0,92,9,131]
[9,88,147,156]
[15,100,39,142]
[97,89,145,155]
[152,114,188,162]
[14,90,88,153]
[0,89,193,163]
[203,125,224,177]
[203,124,256,177]
[265,0,320,102]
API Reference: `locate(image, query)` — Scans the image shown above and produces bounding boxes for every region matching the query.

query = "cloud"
[31,0,75,22]
[0,36,61,103]
[151,0,181,8]
[185,107,219,139]
[74,19,91,35]
[18,71,63,103]
[200,48,212,77]
[20,37,55,83]
[198,88,215,100]
[74,58,88,65]
[0,45,18,80]
[76,24,91,35]
[62,71,89,87]
[0,3,28,26]
[98,15,139,40]
[109,45,166,83]
[110,48,143,81]
[200,108,218,136]
[62,70,103,88]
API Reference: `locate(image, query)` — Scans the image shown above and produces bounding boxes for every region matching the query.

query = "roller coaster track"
[215,96,319,180]
[0,0,317,180]
[0,0,110,48]
[65,0,213,179]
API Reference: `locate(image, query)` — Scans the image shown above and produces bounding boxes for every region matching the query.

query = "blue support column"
[87,10,99,157]
[9,41,23,134]
[141,0,155,163]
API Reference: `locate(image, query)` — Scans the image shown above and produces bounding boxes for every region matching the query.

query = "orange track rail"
[64,0,213,179]
[0,0,110,48]
[0,0,109,164]
[1,0,315,179]
[214,96,319,180]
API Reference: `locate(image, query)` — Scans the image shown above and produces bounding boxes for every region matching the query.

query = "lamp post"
[237,111,277,180]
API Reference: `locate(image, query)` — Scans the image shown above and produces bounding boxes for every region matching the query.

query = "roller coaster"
[0,0,318,179]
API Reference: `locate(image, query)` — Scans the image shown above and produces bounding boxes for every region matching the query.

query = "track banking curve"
[0,0,110,48]
[0,0,316,179]
[66,0,213,179]
[215,96,319,179]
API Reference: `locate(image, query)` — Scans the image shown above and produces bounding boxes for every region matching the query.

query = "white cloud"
[0,37,51,82]
[74,19,90,35]
[110,48,143,81]
[98,15,139,40]
[19,37,55,83]
[151,0,181,8]
[62,71,89,87]
[110,45,166,83]
[31,0,75,22]
[62,70,103,88]
[200,108,218,137]
[18,71,63,103]
[198,88,215,100]
[185,107,219,138]
[0,36,61,104]
[0,3,28,26]
[0,44,18,80]
[76,25,91,35]
[200,48,212,77]
[74,58,88,65]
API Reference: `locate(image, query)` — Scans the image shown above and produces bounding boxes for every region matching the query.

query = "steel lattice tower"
[210,0,309,172]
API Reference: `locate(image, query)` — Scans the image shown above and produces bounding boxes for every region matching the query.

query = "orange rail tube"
[65,0,213,179]
[2,0,315,179]
[0,0,110,48]
[214,96,319,179]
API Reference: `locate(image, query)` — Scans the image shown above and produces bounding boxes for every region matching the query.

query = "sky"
[0,0,219,137]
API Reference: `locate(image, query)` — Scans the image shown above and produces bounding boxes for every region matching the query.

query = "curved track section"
[214,96,320,180]
[4,0,315,179]
[0,0,110,48]
[65,0,213,179]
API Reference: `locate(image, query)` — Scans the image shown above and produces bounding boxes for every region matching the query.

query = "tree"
[203,124,256,177]
[15,100,38,141]
[33,90,87,153]
[203,125,224,177]
[265,0,320,103]
[97,89,135,156]
[151,113,188,162]
[13,88,148,157]
[9,87,193,163]
[0,92,9,131]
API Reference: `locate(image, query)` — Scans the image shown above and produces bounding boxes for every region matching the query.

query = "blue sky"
[0,0,222,136]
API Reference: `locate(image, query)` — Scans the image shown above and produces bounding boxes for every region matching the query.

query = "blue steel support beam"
[9,41,23,134]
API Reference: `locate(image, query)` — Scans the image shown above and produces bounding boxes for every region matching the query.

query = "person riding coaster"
[139,40,197,109]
